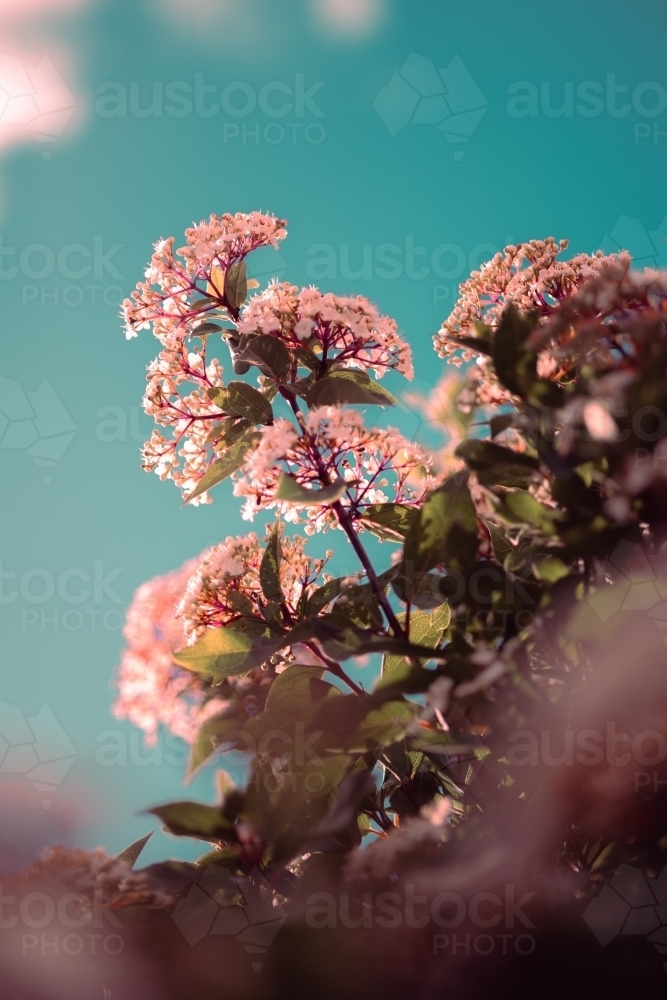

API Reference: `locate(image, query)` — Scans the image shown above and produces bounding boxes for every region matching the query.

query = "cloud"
[154,0,266,44]
[308,0,386,36]
[0,0,87,173]
[155,0,387,44]
[0,48,77,155]
[0,0,87,19]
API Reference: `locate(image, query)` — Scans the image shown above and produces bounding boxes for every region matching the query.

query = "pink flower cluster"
[122,212,287,341]
[234,407,432,531]
[141,340,226,502]
[113,559,226,745]
[238,282,414,379]
[121,212,287,503]
[20,846,173,909]
[177,529,331,641]
[434,238,630,406]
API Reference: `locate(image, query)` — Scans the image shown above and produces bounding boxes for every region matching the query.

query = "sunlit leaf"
[235,334,291,379]
[224,261,248,311]
[173,629,253,676]
[275,474,349,506]
[305,371,397,407]
[400,474,478,586]
[147,801,233,841]
[184,432,259,503]
[223,381,273,424]
[114,832,153,867]
[358,503,415,541]
[260,523,282,602]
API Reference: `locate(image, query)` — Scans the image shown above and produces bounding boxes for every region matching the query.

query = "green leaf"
[208,416,252,448]
[114,832,153,867]
[377,605,449,692]
[456,439,539,472]
[224,261,248,311]
[187,711,237,777]
[490,304,539,398]
[358,503,415,541]
[304,621,450,665]
[260,523,282,602]
[455,439,539,487]
[305,576,347,616]
[482,519,515,565]
[191,321,226,338]
[264,664,323,717]
[533,555,569,583]
[173,628,266,679]
[305,370,397,407]
[275,474,349,506]
[311,696,418,753]
[206,386,228,408]
[400,475,478,586]
[146,801,233,841]
[500,490,561,535]
[184,432,259,503]
[224,381,273,424]
[195,846,242,872]
[328,583,383,630]
[328,369,398,403]
[489,414,516,438]
[294,346,322,372]
[355,700,419,752]
[409,603,451,643]
[235,334,291,379]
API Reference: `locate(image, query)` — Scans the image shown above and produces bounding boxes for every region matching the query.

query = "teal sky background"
[1,0,667,864]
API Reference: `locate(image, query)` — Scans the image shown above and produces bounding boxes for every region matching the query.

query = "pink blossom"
[113,558,226,745]
[234,406,432,531]
[434,238,631,407]
[122,213,287,342]
[177,528,330,641]
[238,282,414,379]
[19,846,173,909]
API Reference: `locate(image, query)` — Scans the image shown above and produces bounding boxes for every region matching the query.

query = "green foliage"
[304,370,397,407]
[114,832,153,867]
[223,260,248,312]
[147,801,234,841]
[126,244,667,984]
[357,503,415,541]
[275,473,349,505]
[397,475,478,599]
[185,431,259,503]
[233,334,291,379]
[259,523,282,602]
[213,381,274,424]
